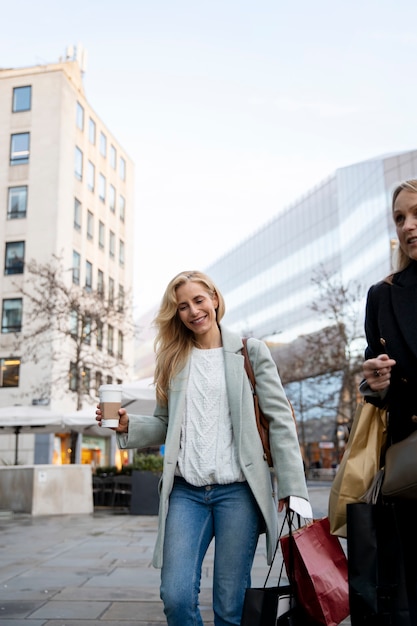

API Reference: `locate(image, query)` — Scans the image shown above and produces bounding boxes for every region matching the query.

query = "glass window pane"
[82,366,91,391]
[119,195,125,222]
[109,231,115,257]
[110,145,117,169]
[76,102,84,130]
[69,310,78,337]
[109,184,116,212]
[2,299,23,333]
[87,161,95,191]
[75,147,83,180]
[8,186,27,219]
[5,242,25,275]
[107,325,114,355]
[119,156,126,181]
[118,285,124,311]
[87,211,94,239]
[119,240,125,266]
[69,362,77,391]
[99,221,105,249]
[100,132,107,157]
[97,269,104,295]
[89,118,96,144]
[74,198,81,230]
[85,261,93,291]
[13,86,31,112]
[10,133,30,165]
[0,357,20,387]
[97,322,103,349]
[72,250,80,284]
[99,173,106,202]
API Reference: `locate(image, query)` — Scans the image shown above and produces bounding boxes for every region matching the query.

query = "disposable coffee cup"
[99,384,122,427]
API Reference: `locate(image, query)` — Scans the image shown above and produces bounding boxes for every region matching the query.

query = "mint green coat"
[118,326,308,568]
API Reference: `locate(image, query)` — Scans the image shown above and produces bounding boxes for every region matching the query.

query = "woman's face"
[176,281,219,339]
[393,189,417,261]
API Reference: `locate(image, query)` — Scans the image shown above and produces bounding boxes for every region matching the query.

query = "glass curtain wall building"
[206,149,417,341]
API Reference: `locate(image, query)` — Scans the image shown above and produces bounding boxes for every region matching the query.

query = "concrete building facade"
[0,57,134,466]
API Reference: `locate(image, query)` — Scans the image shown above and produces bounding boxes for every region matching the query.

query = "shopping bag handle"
[264,509,301,587]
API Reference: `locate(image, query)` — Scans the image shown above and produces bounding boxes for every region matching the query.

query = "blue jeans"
[160,478,262,626]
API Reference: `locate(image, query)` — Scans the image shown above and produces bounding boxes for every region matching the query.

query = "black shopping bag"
[346,502,410,625]
[240,583,296,626]
[241,511,315,626]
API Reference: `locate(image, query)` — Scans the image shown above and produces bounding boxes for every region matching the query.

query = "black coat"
[364,260,417,443]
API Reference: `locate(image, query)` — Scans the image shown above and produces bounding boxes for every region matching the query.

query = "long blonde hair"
[391,179,417,273]
[153,271,225,406]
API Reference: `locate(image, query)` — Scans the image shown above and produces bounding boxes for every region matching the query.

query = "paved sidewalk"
[0,483,350,624]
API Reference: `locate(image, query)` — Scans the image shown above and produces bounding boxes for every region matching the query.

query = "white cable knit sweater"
[176,347,245,486]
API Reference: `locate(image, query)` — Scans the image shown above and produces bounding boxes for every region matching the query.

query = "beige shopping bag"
[328,401,387,537]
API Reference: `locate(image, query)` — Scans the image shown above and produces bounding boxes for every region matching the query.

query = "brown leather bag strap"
[242,338,256,391]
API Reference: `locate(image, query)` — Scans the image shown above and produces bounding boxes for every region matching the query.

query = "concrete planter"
[0,465,93,515]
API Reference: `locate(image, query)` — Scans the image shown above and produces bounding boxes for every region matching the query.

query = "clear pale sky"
[2,0,417,316]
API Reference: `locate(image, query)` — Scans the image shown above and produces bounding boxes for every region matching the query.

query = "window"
[100,132,107,157]
[5,241,25,275]
[0,357,20,387]
[108,277,114,305]
[109,184,116,212]
[13,86,31,112]
[82,316,92,344]
[72,250,81,284]
[106,375,113,384]
[110,145,117,169]
[119,194,125,222]
[109,231,115,258]
[76,102,84,130]
[107,325,114,355]
[97,269,104,296]
[69,362,78,391]
[98,221,105,249]
[82,367,91,393]
[74,198,81,231]
[95,371,102,394]
[69,309,78,337]
[2,299,23,333]
[75,146,83,180]
[85,260,93,291]
[118,330,124,359]
[97,322,103,350]
[87,210,94,240]
[98,173,106,202]
[87,161,95,192]
[120,156,126,181]
[119,240,125,266]
[8,186,27,219]
[118,284,124,311]
[10,133,30,165]
[89,118,96,144]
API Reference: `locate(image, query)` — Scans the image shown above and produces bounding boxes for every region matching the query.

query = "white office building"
[0,56,134,466]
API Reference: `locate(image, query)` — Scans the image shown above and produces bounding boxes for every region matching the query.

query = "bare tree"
[271,266,366,464]
[307,266,365,431]
[13,254,135,410]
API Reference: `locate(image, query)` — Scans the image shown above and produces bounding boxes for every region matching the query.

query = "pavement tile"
[0,482,351,624]
[29,601,110,620]
[0,600,49,618]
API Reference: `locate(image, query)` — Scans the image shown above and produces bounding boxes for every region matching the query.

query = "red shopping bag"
[280,517,349,626]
